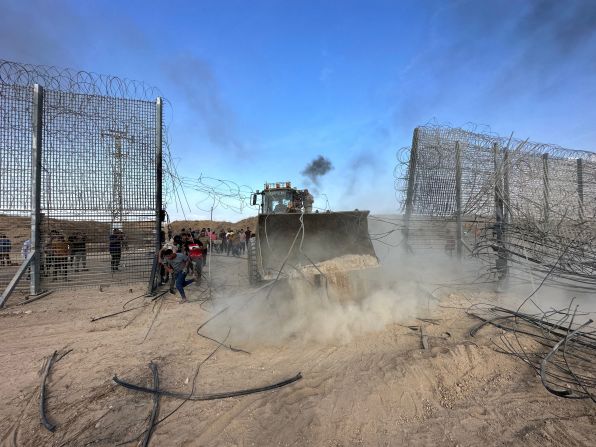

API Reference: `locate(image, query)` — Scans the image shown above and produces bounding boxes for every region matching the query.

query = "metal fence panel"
[0,83,32,295]
[0,60,161,297]
[39,90,157,289]
[399,125,596,222]
[396,125,596,287]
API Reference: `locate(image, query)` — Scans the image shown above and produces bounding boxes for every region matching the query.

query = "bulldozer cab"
[262,188,294,214]
[252,182,303,214]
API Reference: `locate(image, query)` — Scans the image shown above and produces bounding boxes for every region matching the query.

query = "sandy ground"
[0,253,595,447]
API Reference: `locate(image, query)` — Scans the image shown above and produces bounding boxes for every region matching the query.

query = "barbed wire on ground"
[468,300,596,402]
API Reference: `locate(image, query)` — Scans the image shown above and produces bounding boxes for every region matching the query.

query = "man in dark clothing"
[0,234,11,266]
[109,229,123,271]
[219,229,227,254]
[244,227,252,252]
[173,234,183,253]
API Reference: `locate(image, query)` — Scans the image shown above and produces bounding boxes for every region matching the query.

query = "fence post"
[503,148,510,225]
[493,143,504,234]
[577,158,584,221]
[403,127,419,247]
[30,84,43,296]
[455,141,463,259]
[148,97,163,294]
[542,153,550,225]
[493,143,507,284]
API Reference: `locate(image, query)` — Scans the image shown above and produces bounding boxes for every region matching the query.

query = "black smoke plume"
[162,55,246,155]
[301,155,333,185]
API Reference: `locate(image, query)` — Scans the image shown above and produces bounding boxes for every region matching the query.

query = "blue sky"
[2,0,596,221]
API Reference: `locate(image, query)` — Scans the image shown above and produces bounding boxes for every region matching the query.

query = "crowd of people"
[164,227,254,258]
[1,224,256,294]
[156,226,255,303]
[44,230,105,280]
[0,229,127,281]
[1,230,90,280]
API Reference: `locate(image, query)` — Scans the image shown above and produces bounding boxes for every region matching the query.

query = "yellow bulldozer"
[248,182,378,286]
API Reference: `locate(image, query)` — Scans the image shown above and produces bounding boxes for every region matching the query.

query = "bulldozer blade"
[255,211,378,279]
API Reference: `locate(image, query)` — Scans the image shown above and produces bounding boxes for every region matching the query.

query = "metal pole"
[1,252,36,307]
[501,147,511,285]
[493,143,507,284]
[30,84,43,296]
[503,149,510,225]
[403,127,419,247]
[455,141,463,259]
[542,153,550,225]
[493,143,503,234]
[147,97,163,294]
[577,158,584,221]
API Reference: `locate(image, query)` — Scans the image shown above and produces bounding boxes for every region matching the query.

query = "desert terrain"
[0,251,595,447]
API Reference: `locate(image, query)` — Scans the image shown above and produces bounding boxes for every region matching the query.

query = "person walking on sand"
[109,229,123,271]
[51,234,69,280]
[0,233,12,266]
[219,229,227,254]
[162,248,194,303]
[70,232,87,272]
[226,229,234,256]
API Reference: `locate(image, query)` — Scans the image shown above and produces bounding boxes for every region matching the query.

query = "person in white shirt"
[21,239,31,280]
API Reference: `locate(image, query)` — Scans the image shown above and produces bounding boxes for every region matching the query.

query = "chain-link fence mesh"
[0,83,32,293]
[396,125,596,220]
[0,60,161,298]
[395,125,596,288]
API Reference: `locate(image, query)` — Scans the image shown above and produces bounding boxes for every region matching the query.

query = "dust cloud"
[199,216,472,347]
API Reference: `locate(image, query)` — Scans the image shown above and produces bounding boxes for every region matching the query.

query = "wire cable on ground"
[116,330,229,445]
[40,351,58,432]
[141,362,160,447]
[468,302,596,402]
[113,372,303,401]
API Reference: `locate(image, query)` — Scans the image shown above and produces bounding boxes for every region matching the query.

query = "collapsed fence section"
[395,125,596,288]
[0,60,163,304]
